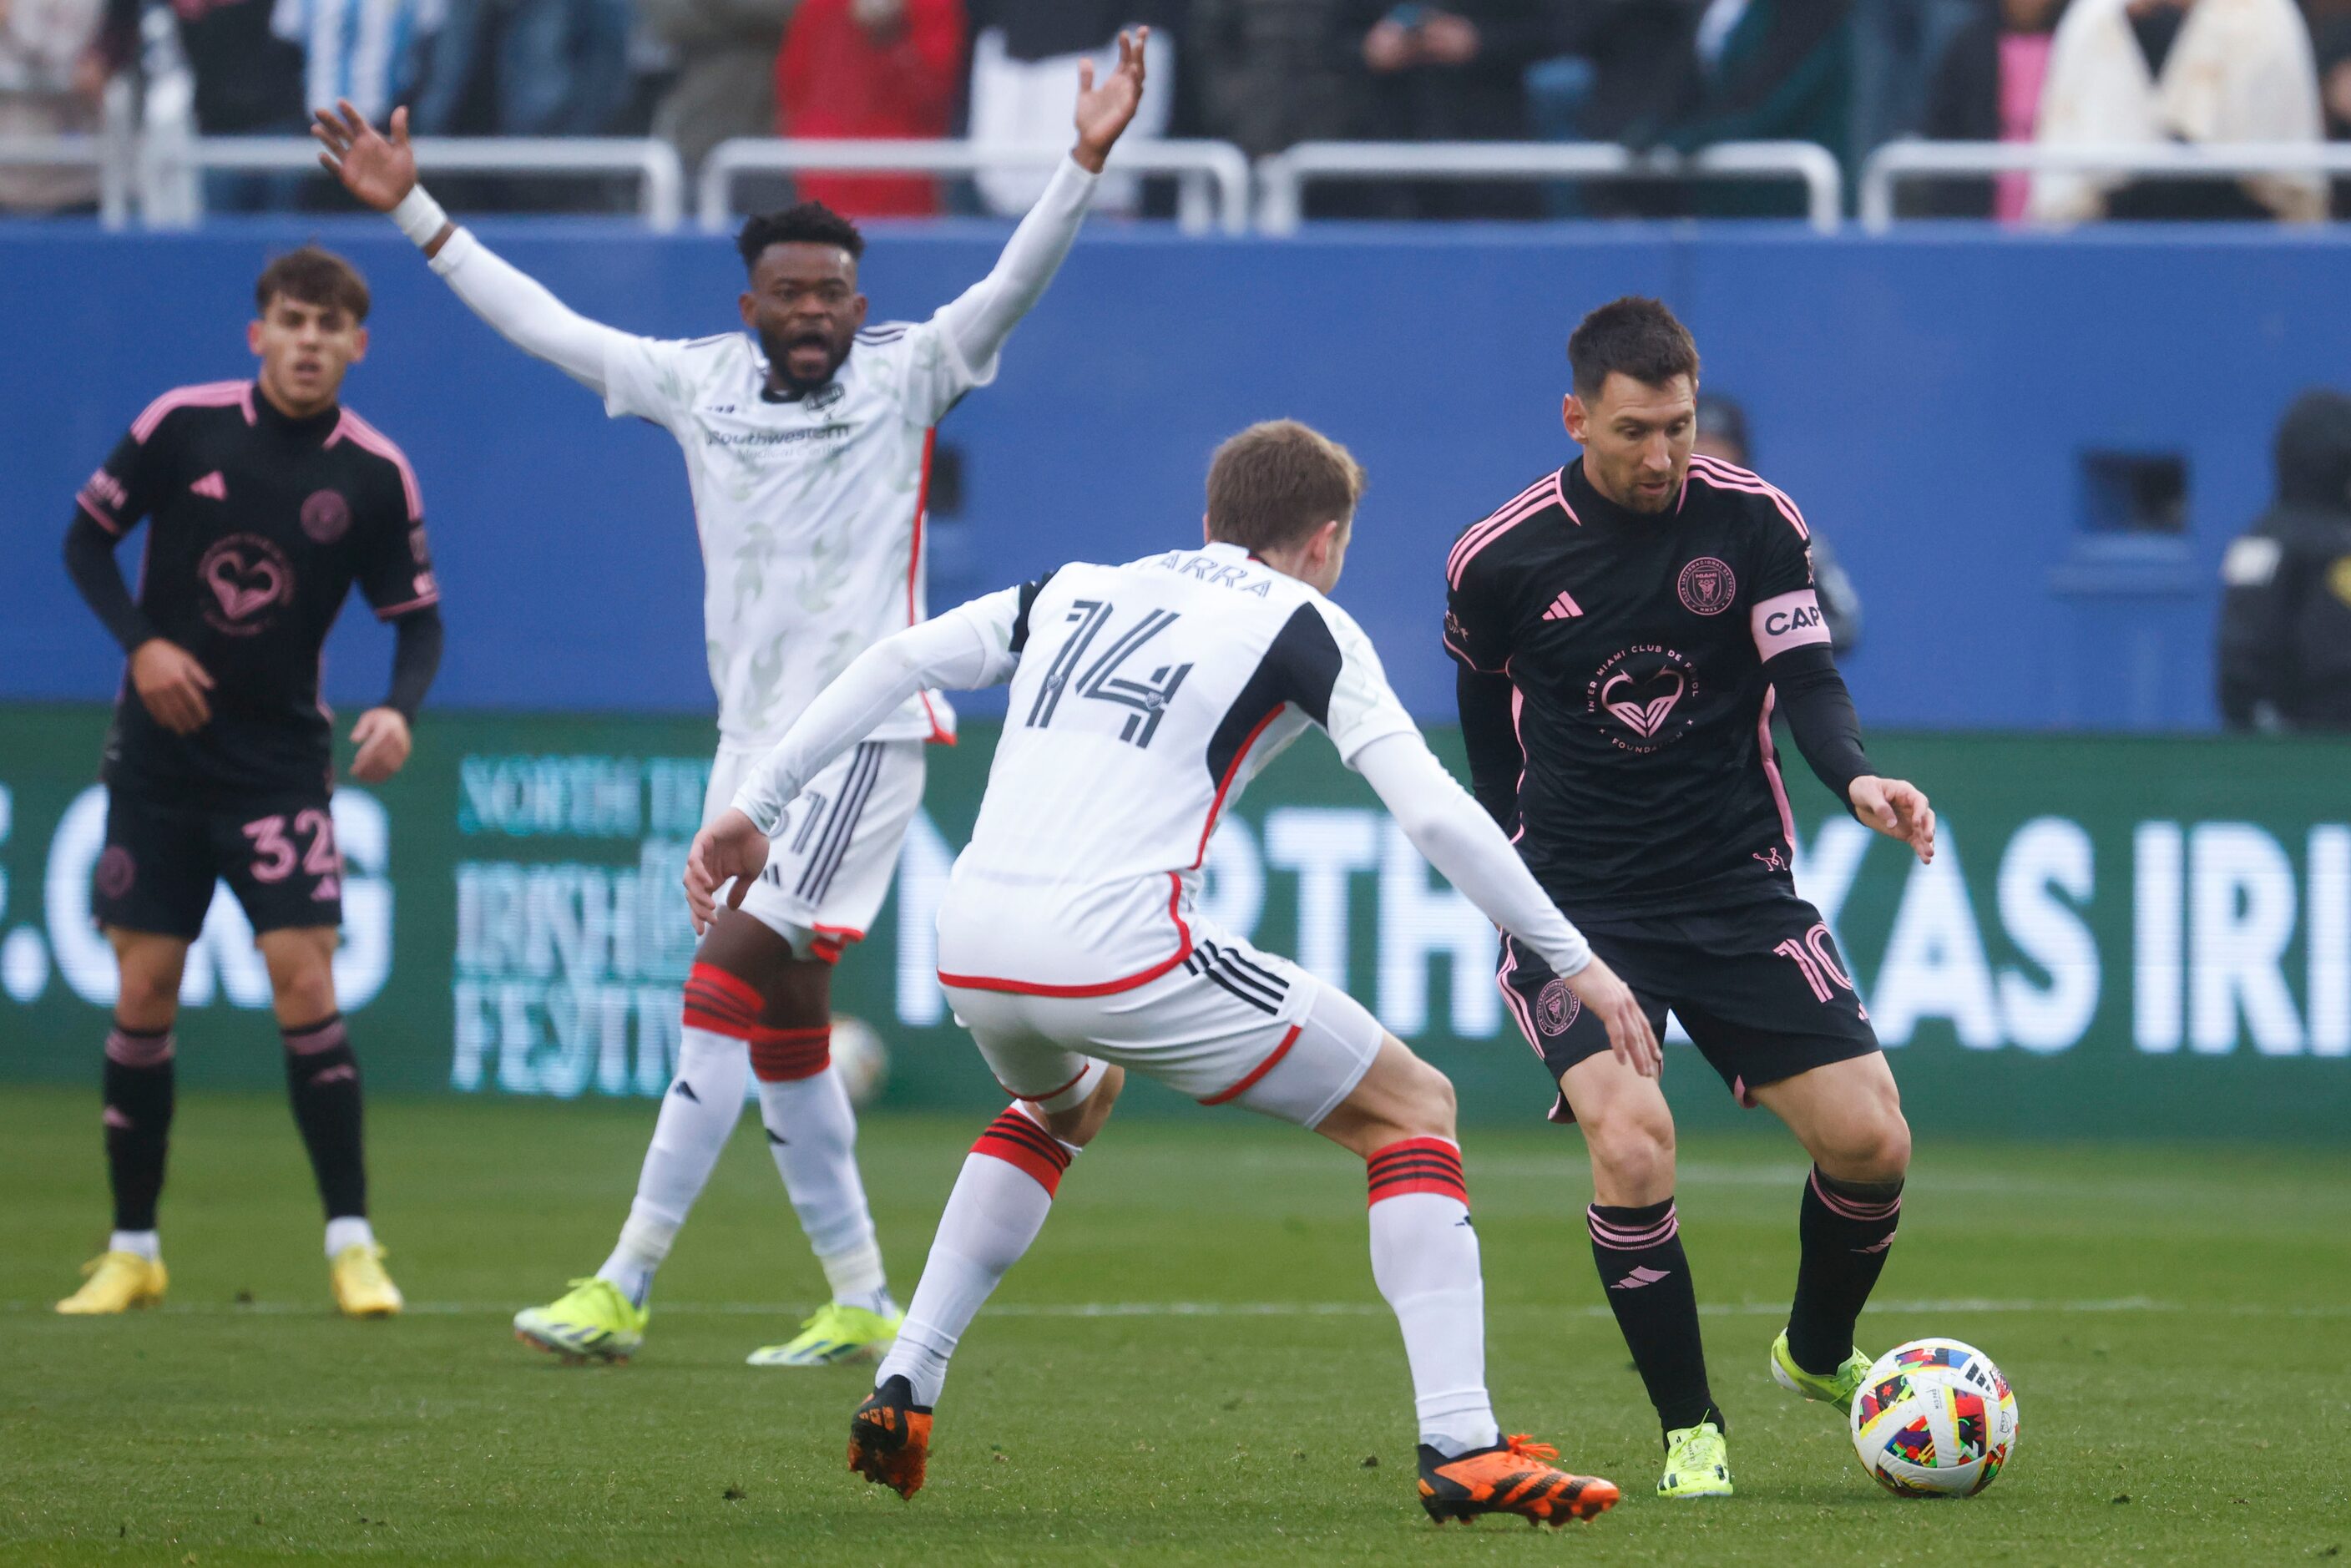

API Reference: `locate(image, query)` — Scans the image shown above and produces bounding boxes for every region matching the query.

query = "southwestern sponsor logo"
[704,424,852,448]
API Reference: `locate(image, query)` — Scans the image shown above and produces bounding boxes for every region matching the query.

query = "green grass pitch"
[5,1085,2348,1565]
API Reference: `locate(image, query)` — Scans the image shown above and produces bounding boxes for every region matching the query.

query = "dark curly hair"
[736,202,866,272]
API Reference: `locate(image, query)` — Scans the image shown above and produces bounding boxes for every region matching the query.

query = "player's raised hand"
[1565,955,1663,1079]
[312,100,416,211]
[1850,775,1935,864]
[130,638,214,735]
[1070,27,1149,173]
[349,707,412,782]
[683,807,771,934]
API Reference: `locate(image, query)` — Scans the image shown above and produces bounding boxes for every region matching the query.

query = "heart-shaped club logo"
[198,534,291,630]
[1601,667,1686,738]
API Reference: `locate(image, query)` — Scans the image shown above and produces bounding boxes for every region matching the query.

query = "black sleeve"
[1455,665,1520,829]
[63,511,159,654]
[2216,534,2299,731]
[1763,643,1872,811]
[1006,569,1058,655]
[382,604,444,722]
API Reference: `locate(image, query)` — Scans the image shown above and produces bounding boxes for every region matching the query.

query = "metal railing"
[696,137,1252,235]
[0,79,138,228]
[1255,140,1845,234]
[136,134,685,230]
[1860,139,2351,231]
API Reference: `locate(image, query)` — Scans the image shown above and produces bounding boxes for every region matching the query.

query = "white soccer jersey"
[602,320,986,749]
[931,542,1420,994]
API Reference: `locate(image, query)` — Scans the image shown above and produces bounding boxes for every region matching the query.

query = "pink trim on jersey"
[131,380,253,443]
[1496,941,1543,1055]
[1757,685,1796,842]
[1751,589,1832,660]
[1508,680,1529,843]
[1448,469,1563,589]
[1688,454,1809,539]
[78,492,124,534]
[1551,466,1579,524]
[326,408,423,522]
[372,589,441,620]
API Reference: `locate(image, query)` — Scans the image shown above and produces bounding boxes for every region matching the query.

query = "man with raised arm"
[312,31,1152,1369]
[686,421,1659,1525]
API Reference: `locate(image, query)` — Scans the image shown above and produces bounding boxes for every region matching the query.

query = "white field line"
[8,1296,2347,1318]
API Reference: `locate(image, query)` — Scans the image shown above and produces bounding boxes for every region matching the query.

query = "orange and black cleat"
[847,1374,933,1500]
[1416,1434,1620,1527]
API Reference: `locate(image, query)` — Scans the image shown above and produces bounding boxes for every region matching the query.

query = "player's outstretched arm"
[929,28,1150,377]
[688,586,1031,931]
[312,101,633,393]
[1759,639,1935,865]
[1352,732,1662,1076]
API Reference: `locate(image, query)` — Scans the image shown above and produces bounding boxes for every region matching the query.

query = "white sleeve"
[1318,604,1423,765]
[906,154,1099,422]
[1353,732,1593,980]
[730,585,1029,834]
[427,225,647,404]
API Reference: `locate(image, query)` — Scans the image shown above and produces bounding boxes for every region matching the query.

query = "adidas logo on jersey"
[1540,590,1582,620]
[190,471,228,501]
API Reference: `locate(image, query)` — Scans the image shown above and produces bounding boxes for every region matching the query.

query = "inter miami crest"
[1676,557,1736,616]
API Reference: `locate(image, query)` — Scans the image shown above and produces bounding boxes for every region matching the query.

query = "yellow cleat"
[57,1251,168,1314]
[331,1242,404,1318]
[747,1302,902,1368]
[1656,1421,1734,1499]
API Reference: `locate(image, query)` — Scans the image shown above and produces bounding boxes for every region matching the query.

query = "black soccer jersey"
[76,380,438,803]
[1444,454,1838,918]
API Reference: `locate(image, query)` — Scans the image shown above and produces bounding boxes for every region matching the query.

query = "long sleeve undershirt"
[732,605,1594,981]
[63,510,158,653]
[1762,642,1872,809]
[419,154,1101,394]
[384,606,444,721]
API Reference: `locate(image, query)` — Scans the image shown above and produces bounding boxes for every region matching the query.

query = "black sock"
[1787,1166,1904,1374]
[1588,1199,1722,1439]
[282,1014,367,1221]
[104,1024,176,1232]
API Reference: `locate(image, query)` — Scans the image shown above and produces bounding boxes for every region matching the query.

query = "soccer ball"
[830,1014,890,1108]
[1849,1338,2019,1497]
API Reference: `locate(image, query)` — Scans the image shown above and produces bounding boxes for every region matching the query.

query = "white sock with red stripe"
[875,1104,1077,1406]
[1366,1136,1500,1458]
[595,1027,746,1308]
[756,1060,892,1316]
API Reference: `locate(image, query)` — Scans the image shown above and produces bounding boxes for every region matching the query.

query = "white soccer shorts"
[705,738,926,964]
[940,918,1387,1130]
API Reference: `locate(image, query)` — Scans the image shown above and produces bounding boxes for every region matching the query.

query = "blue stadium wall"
[4,219,2347,730]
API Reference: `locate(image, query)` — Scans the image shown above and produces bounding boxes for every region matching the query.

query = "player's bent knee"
[1043,1065,1122,1149]
[1584,1111,1676,1197]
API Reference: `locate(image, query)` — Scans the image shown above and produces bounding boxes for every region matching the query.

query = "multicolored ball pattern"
[1849,1338,2019,1497]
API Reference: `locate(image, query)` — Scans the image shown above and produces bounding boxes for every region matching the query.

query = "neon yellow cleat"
[1771,1330,1873,1412]
[513,1277,645,1363]
[1656,1421,1734,1498]
[57,1251,168,1314]
[331,1242,404,1318]
[746,1302,902,1368]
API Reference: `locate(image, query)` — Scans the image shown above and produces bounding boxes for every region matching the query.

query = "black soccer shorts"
[1498,888,1881,1124]
[92,787,345,939]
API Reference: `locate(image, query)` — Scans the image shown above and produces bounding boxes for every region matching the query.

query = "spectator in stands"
[1659,0,1853,207]
[2312,2,2351,214]
[968,1,1175,215]
[273,0,444,127]
[1849,0,1981,156]
[1915,0,2066,219]
[110,0,308,209]
[776,0,965,216]
[412,0,633,139]
[0,0,115,212]
[1190,0,1360,159]
[2030,0,2326,222]
[2217,388,2351,731]
[1352,2,1557,216]
[640,0,798,180]
[1694,392,1864,653]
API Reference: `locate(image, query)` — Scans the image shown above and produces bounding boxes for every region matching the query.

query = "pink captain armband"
[1751,589,1833,660]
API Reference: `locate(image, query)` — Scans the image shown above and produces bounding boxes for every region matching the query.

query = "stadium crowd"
[5,0,2351,217]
